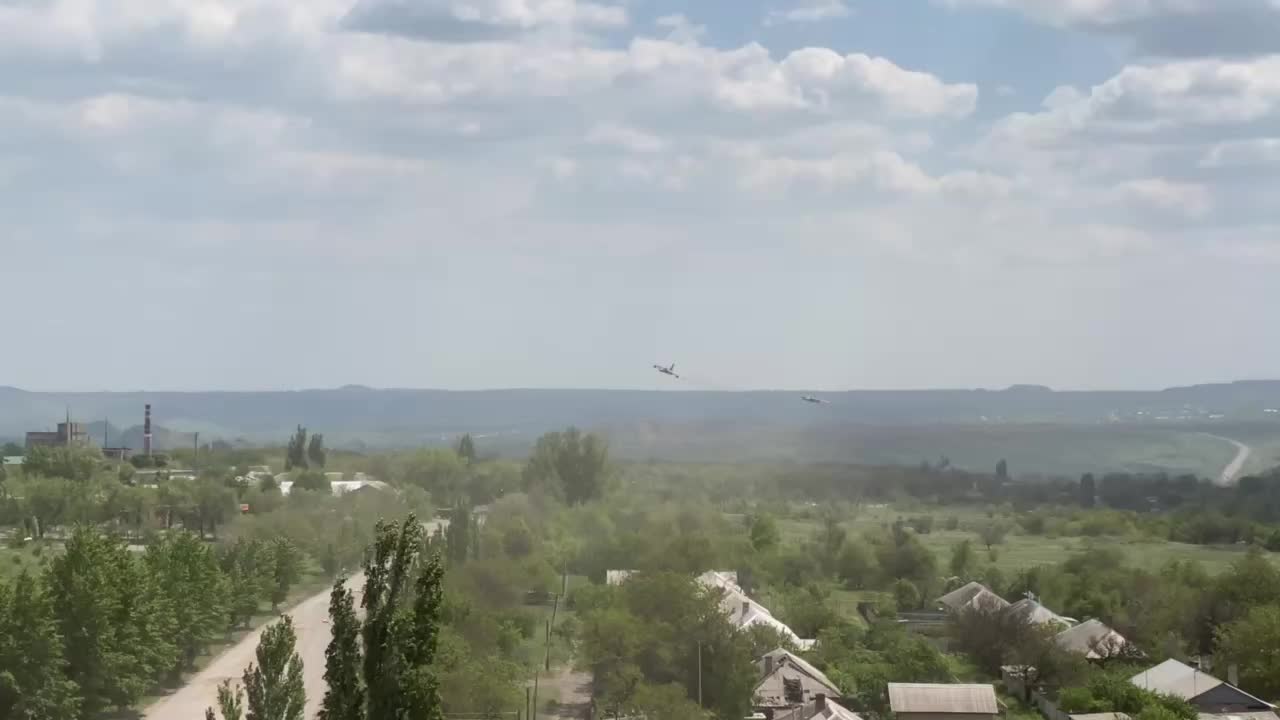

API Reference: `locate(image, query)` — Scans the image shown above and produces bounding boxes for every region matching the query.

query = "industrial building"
[25,411,88,449]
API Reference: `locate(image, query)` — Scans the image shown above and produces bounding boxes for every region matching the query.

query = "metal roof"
[938,582,1010,612]
[758,648,840,695]
[1006,598,1070,628]
[888,684,999,715]
[1130,660,1224,700]
[1055,619,1129,659]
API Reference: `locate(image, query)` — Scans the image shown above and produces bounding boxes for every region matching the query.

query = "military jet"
[653,363,679,378]
[801,396,828,405]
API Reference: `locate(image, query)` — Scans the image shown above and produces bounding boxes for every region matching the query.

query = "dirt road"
[144,575,362,720]
[1204,434,1251,486]
[535,663,592,719]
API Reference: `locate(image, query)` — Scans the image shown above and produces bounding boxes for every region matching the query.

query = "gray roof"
[937,582,1010,613]
[1071,713,1132,720]
[888,683,999,715]
[1197,714,1279,720]
[1131,660,1273,709]
[1055,619,1129,658]
[758,648,839,694]
[1006,598,1070,628]
[1131,660,1224,700]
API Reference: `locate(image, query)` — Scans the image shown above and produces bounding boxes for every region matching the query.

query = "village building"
[888,683,1000,720]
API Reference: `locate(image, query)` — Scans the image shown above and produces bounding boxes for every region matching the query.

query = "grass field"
[779,504,1279,576]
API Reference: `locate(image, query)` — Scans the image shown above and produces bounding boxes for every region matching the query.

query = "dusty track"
[144,575,362,720]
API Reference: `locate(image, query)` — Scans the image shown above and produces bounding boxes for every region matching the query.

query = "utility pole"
[696,640,706,702]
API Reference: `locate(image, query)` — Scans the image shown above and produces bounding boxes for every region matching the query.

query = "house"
[937,582,1011,614]
[888,683,999,720]
[277,478,391,496]
[1055,619,1131,660]
[1130,660,1275,715]
[606,570,636,586]
[772,695,862,720]
[698,571,816,650]
[1005,597,1072,630]
[754,649,841,712]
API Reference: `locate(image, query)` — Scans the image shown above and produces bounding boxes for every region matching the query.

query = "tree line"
[0,528,305,719]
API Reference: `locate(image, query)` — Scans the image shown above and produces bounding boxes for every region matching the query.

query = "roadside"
[143,574,362,720]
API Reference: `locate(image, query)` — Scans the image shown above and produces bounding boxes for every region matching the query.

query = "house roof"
[888,684,999,715]
[1071,713,1132,720]
[814,699,863,720]
[1197,713,1279,720]
[937,582,1010,613]
[699,571,810,647]
[1131,661,1273,708]
[1131,660,1224,700]
[1006,598,1070,628]
[758,648,840,696]
[1055,619,1129,659]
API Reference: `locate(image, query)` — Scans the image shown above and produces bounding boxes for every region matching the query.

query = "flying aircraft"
[801,396,828,405]
[653,363,679,378]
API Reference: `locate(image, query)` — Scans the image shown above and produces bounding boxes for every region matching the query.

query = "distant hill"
[3,382,1280,475]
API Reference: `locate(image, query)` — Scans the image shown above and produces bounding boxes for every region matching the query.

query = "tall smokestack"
[143,404,153,456]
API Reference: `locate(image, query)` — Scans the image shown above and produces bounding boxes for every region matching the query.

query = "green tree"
[285,426,308,472]
[208,680,245,720]
[446,505,472,566]
[244,615,306,720]
[0,571,80,720]
[455,434,477,464]
[523,428,608,505]
[307,434,327,468]
[977,521,1010,551]
[1214,604,1280,700]
[293,470,332,494]
[836,541,879,590]
[270,537,304,610]
[47,526,174,715]
[0,441,22,456]
[632,683,710,720]
[748,514,780,553]
[950,539,977,579]
[320,580,365,720]
[223,538,272,628]
[362,515,445,720]
[893,578,921,610]
[145,531,229,673]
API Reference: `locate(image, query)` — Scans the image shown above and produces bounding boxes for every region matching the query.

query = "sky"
[2,0,1278,392]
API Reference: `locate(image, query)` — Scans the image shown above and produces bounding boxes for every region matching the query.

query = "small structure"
[606,570,636,586]
[2,456,23,466]
[1130,660,1275,715]
[772,695,862,720]
[754,649,841,714]
[888,683,999,720]
[1055,619,1131,660]
[937,582,1010,614]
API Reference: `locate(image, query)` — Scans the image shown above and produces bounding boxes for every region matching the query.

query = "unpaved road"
[144,575,363,720]
[1204,434,1251,486]
[535,663,592,719]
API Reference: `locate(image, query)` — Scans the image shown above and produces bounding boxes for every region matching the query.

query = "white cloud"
[938,0,1280,57]
[765,0,853,26]
[1116,178,1213,218]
